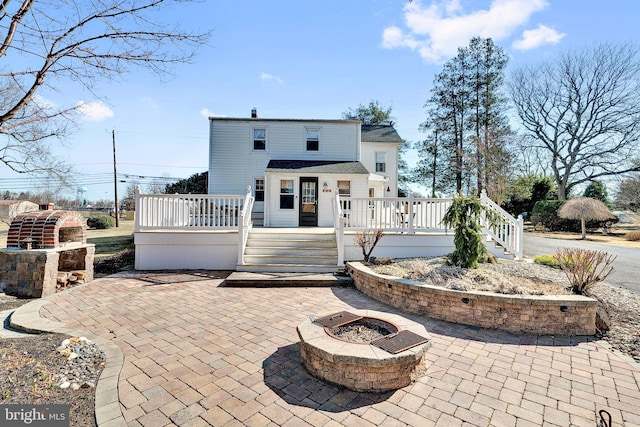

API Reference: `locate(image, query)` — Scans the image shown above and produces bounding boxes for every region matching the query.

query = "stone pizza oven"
[1,209,95,297]
[7,209,87,249]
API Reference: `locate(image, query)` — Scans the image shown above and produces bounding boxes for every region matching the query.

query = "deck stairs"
[236,228,342,273]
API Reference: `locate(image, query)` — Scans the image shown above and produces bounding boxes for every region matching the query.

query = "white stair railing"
[480,190,524,260]
[238,186,254,266]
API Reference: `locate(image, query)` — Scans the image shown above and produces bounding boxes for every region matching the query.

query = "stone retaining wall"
[347,262,597,336]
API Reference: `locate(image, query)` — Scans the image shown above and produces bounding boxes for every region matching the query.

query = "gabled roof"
[361,124,404,145]
[265,160,369,175]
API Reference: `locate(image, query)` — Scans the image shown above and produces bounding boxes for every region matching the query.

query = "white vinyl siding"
[209,120,360,197]
[360,142,400,197]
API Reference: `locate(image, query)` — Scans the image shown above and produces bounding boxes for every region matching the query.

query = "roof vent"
[251,107,258,118]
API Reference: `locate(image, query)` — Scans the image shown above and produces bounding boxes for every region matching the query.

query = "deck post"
[237,186,254,266]
[334,191,345,267]
[408,192,415,234]
[134,186,141,233]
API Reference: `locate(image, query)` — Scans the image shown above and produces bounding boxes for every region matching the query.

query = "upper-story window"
[306,128,319,152]
[375,151,387,173]
[253,128,266,151]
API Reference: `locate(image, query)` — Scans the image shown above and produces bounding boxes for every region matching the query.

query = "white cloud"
[260,72,284,84]
[512,24,566,50]
[32,95,57,111]
[76,101,114,121]
[199,108,226,118]
[381,0,551,62]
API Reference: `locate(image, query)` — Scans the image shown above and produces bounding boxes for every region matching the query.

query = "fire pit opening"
[297,310,431,392]
[325,317,398,343]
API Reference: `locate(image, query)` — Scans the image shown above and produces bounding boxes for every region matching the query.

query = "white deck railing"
[338,193,452,233]
[135,190,248,231]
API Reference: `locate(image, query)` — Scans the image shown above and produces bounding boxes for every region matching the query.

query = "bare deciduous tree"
[354,229,384,263]
[509,43,640,200]
[0,0,209,177]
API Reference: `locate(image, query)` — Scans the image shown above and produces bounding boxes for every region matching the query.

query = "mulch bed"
[0,250,132,427]
[0,333,98,427]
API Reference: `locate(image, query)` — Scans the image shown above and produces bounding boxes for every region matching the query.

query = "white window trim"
[252,127,268,152]
[279,178,295,210]
[305,127,321,154]
[375,151,387,173]
[337,180,351,196]
[254,177,265,202]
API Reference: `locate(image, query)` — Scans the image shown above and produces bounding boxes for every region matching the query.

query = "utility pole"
[112,130,119,227]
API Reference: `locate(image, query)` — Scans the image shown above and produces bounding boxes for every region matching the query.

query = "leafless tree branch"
[509,43,640,199]
[0,0,210,177]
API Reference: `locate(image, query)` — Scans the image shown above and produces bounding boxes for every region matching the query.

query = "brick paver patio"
[30,271,640,426]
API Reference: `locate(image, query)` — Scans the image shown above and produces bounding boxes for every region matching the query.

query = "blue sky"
[5,0,640,203]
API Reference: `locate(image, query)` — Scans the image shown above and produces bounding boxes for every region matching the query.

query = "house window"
[306,128,319,152]
[338,180,351,212]
[280,179,294,209]
[337,180,351,196]
[254,178,264,202]
[375,152,387,173]
[253,128,266,151]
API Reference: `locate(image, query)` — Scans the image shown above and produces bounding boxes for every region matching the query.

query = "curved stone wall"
[347,262,597,336]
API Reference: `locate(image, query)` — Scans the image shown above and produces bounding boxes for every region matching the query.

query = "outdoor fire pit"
[0,209,94,297]
[297,309,430,392]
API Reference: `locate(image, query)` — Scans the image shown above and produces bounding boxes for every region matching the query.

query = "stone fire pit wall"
[347,262,598,336]
[297,309,430,392]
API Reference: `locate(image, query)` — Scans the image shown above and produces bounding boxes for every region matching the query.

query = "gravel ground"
[0,332,103,427]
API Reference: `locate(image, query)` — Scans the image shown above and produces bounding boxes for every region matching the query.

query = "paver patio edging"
[347,261,598,335]
[10,298,126,427]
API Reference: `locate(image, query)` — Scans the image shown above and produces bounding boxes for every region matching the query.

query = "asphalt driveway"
[524,235,640,295]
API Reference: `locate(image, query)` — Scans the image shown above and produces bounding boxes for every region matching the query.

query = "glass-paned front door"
[299,177,318,226]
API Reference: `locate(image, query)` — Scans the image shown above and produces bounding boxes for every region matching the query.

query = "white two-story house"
[208,109,404,227]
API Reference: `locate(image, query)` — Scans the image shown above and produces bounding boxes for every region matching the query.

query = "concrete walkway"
[10,271,640,427]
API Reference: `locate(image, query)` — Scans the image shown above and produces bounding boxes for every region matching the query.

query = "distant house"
[207,109,404,227]
[0,200,39,226]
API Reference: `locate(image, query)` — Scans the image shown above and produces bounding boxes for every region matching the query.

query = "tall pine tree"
[416,37,512,198]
